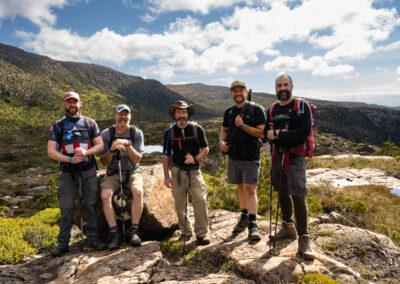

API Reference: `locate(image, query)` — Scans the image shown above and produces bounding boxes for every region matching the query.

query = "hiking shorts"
[271,155,308,197]
[101,169,143,192]
[227,158,260,185]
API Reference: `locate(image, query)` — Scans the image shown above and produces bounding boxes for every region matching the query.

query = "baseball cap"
[230,80,246,90]
[63,91,80,101]
[116,104,131,113]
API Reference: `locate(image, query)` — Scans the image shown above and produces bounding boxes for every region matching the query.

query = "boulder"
[73,164,178,242]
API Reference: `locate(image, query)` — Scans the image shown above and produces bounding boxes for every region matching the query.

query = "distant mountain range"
[167,83,400,146]
[0,42,399,146]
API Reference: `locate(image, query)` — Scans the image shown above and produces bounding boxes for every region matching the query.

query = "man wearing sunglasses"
[48,91,106,257]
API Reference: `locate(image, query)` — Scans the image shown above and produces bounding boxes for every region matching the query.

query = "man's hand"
[235,115,244,127]
[219,141,229,153]
[71,154,83,164]
[184,153,196,164]
[73,147,87,156]
[164,177,172,188]
[111,139,130,151]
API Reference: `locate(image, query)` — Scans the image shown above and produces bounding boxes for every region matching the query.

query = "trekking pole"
[183,168,190,254]
[268,122,274,254]
[116,150,126,243]
[78,170,84,251]
[272,122,289,251]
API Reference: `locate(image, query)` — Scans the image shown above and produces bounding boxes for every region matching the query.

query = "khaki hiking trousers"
[171,167,208,238]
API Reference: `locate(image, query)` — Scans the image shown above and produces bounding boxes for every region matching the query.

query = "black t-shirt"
[163,122,208,168]
[266,99,312,149]
[222,102,266,144]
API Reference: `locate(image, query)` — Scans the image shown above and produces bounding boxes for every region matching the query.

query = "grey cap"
[116,104,131,113]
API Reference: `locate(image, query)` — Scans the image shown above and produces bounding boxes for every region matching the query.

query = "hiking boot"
[50,244,69,257]
[130,229,142,247]
[89,240,107,251]
[178,234,191,242]
[248,221,261,241]
[108,231,120,250]
[297,234,315,261]
[269,221,297,241]
[233,213,249,233]
[196,236,210,246]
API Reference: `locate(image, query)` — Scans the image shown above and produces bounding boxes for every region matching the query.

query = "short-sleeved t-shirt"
[222,102,266,144]
[101,126,145,172]
[163,122,208,168]
[49,114,100,170]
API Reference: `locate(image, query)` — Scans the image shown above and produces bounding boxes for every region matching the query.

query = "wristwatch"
[239,123,244,129]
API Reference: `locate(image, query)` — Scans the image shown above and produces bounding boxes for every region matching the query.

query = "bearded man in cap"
[100,104,145,249]
[162,100,210,245]
[219,80,266,241]
[48,91,106,257]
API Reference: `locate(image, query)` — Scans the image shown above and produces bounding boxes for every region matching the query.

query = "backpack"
[55,116,98,168]
[163,122,201,161]
[108,125,136,150]
[226,101,265,142]
[268,98,316,158]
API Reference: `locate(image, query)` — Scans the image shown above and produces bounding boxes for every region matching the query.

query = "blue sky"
[1,0,400,106]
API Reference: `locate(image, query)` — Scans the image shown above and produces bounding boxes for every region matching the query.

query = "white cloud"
[15,0,400,80]
[397,66,400,81]
[140,13,157,23]
[148,0,242,14]
[263,54,355,77]
[0,0,69,27]
[376,40,400,52]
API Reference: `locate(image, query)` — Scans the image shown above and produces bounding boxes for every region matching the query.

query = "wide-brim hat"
[168,100,194,118]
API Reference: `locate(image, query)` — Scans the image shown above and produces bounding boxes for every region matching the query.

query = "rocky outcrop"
[1,210,399,283]
[74,164,178,241]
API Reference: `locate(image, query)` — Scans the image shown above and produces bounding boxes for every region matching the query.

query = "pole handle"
[268,122,274,130]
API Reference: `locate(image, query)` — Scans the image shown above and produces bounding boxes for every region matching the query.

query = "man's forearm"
[162,155,170,176]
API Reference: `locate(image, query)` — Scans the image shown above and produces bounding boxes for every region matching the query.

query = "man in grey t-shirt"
[100,104,145,249]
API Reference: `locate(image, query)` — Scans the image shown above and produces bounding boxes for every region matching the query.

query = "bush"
[0,208,60,264]
[298,273,339,284]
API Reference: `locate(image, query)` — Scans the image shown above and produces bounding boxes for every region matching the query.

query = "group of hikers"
[47,74,315,261]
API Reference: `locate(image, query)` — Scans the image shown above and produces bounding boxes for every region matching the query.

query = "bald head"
[275,75,293,87]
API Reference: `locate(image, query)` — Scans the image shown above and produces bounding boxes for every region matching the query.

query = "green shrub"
[30,208,60,226]
[32,177,59,210]
[298,273,339,284]
[352,201,367,214]
[308,201,323,214]
[0,208,59,264]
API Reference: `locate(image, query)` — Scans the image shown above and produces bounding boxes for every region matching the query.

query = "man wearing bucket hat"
[48,91,106,256]
[100,104,145,249]
[162,100,210,245]
[219,80,266,241]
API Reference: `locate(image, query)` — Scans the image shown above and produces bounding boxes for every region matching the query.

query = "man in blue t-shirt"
[48,91,106,257]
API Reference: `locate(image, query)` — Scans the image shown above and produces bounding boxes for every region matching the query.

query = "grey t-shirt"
[101,126,145,172]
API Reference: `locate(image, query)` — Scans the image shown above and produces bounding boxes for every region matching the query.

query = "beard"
[233,94,245,104]
[116,118,129,128]
[277,90,292,101]
[65,106,79,116]
[177,118,188,126]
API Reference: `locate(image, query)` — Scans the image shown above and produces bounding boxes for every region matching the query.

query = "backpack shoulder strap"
[269,101,279,121]
[293,97,305,117]
[82,116,95,138]
[129,125,136,144]
[56,117,65,151]
[109,126,116,150]
[189,122,201,148]
[163,123,176,156]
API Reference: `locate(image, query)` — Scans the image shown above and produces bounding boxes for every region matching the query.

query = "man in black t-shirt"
[266,75,315,260]
[219,80,266,241]
[162,100,210,245]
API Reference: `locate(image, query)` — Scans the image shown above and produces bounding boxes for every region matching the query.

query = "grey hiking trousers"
[57,167,100,246]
